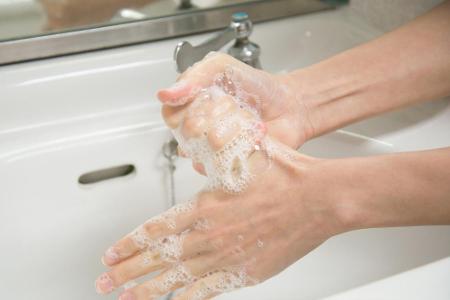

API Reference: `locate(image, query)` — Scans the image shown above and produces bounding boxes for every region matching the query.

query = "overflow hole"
[78,164,135,185]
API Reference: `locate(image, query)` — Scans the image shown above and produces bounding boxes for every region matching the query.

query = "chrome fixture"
[175,12,261,72]
[162,138,178,300]
[162,138,178,174]
[179,0,194,9]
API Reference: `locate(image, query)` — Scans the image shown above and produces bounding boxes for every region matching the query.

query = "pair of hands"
[95,53,342,300]
[96,2,450,296]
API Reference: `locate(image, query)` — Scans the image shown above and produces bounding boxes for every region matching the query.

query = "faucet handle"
[174,12,261,73]
[230,12,253,39]
[228,12,261,69]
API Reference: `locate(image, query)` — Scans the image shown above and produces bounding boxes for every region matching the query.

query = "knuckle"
[184,231,205,253]
[182,117,207,138]
[108,269,125,286]
[209,236,224,250]
[207,131,225,151]
[202,228,225,251]
[211,95,235,116]
[195,195,215,213]
[207,125,239,151]
[162,105,184,129]
[143,222,162,237]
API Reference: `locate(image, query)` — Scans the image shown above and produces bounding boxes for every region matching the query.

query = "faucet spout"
[174,12,261,73]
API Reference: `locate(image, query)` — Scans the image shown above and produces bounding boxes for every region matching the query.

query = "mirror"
[0,0,333,65]
[0,0,261,41]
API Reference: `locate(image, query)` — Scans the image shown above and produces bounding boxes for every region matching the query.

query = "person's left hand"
[95,86,345,299]
[95,143,342,300]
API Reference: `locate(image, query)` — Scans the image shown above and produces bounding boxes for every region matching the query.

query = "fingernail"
[102,247,119,265]
[119,290,136,300]
[95,273,114,294]
[157,81,192,106]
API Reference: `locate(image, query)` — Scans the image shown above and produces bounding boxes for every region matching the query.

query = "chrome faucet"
[174,12,261,73]
[178,0,194,9]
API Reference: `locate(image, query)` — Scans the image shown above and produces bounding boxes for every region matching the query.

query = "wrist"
[282,57,379,140]
[276,72,318,144]
[301,157,369,235]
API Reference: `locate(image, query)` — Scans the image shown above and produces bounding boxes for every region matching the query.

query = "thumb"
[157,81,196,107]
[157,52,257,107]
[157,52,227,106]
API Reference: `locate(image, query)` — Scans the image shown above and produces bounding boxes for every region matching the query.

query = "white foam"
[173,67,270,193]
[137,64,275,297]
[193,218,210,231]
[257,239,264,248]
[146,200,195,230]
[131,228,187,263]
[142,249,154,265]
[154,263,196,293]
[191,266,259,300]
[123,280,138,290]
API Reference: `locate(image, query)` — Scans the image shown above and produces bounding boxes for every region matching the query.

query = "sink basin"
[322,257,450,300]
[1,6,449,300]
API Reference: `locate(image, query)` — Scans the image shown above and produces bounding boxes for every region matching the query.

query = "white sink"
[322,257,450,300]
[1,7,449,300]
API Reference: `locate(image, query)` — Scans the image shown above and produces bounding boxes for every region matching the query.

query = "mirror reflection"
[0,0,257,41]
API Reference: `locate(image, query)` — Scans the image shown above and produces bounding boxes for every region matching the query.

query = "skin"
[96,1,450,299]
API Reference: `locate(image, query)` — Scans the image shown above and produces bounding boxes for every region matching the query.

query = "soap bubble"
[173,66,272,194]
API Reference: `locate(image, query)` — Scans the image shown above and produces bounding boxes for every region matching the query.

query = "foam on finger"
[173,67,272,194]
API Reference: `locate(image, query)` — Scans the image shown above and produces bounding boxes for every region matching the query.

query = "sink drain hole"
[78,164,135,185]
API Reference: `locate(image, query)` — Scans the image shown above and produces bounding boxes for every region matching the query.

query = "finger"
[205,95,241,151]
[157,53,244,107]
[119,257,214,300]
[96,250,167,295]
[193,162,206,175]
[157,81,196,106]
[177,52,254,88]
[179,92,232,141]
[207,116,265,152]
[99,229,217,293]
[162,88,214,132]
[207,123,240,152]
[102,201,197,266]
[162,103,189,129]
[172,270,249,300]
[181,115,209,139]
[171,273,222,300]
[178,146,188,158]
[179,91,245,152]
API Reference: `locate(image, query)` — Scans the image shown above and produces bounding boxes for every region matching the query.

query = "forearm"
[287,1,450,139]
[309,148,450,232]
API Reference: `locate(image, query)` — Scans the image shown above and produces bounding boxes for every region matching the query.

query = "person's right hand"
[157,52,315,151]
[96,124,343,300]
